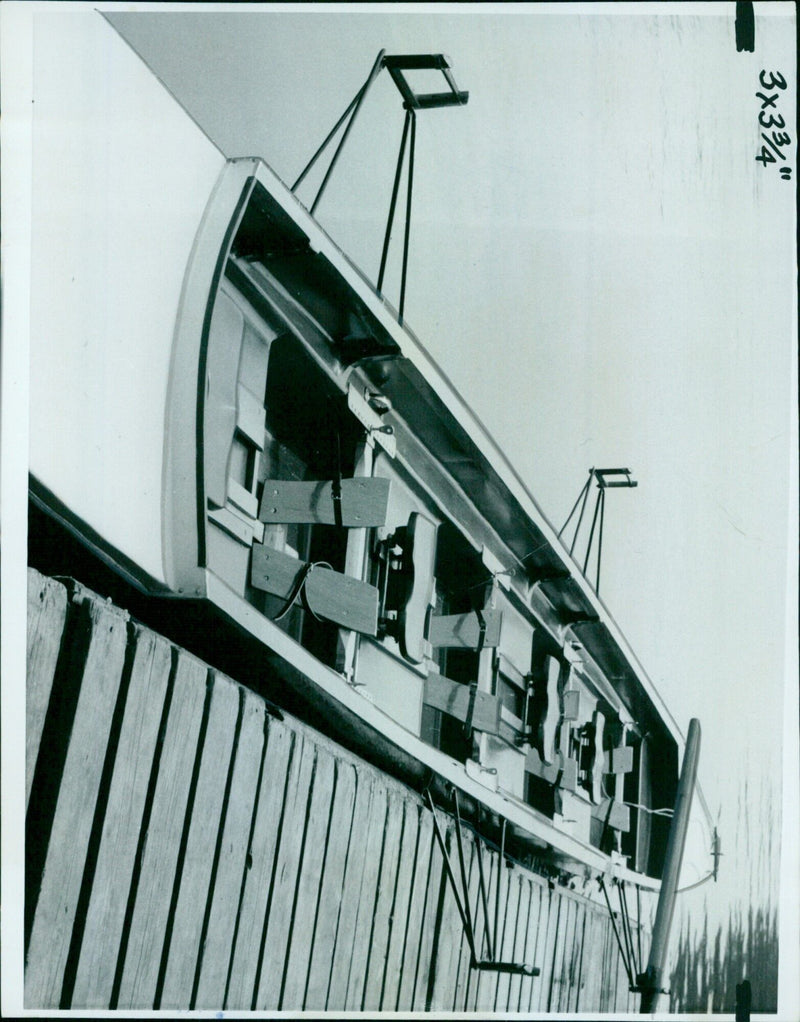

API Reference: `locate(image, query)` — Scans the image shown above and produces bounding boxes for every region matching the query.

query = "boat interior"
[191,174,678,881]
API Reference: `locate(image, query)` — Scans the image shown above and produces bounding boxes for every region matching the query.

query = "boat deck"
[25,568,650,1012]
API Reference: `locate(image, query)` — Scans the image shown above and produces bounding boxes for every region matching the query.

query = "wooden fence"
[25,568,645,1012]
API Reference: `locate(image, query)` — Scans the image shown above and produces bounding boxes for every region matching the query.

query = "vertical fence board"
[506,873,532,1009]
[565,897,584,1013]
[575,905,591,1012]
[597,910,613,1010]
[26,572,68,807]
[25,594,128,1008]
[253,733,316,1010]
[279,745,337,1010]
[380,798,421,1011]
[487,861,511,1011]
[464,848,488,1012]
[468,848,499,1012]
[517,878,541,1011]
[343,781,388,1010]
[612,918,625,1011]
[452,836,480,1012]
[159,673,240,1009]
[536,885,561,1013]
[225,717,294,1009]
[362,788,404,1011]
[551,891,568,1009]
[495,867,522,1009]
[325,771,375,1009]
[548,893,566,1011]
[194,688,266,1008]
[429,824,465,1011]
[576,904,598,1011]
[411,806,444,1012]
[528,881,551,1012]
[616,920,631,1014]
[559,891,580,1009]
[303,758,357,1011]
[71,629,172,1007]
[564,895,582,1010]
[597,915,609,1012]
[115,651,208,1008]
[600,915,615,1012]
[396,808,434,1010]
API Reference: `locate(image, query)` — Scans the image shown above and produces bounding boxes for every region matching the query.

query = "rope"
[601,776,674,817]
[271,560,333,623]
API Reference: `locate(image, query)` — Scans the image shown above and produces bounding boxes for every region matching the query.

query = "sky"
[4,2,797,1014]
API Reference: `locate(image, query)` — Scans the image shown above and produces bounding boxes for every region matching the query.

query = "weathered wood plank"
[258,476,390,527]
[362,788,406,1011]
[250,543,379,634]
[279,744,337,1010]
[379,798,421,1011]
[253,732,316,1010]
[494,865,521,1010]
[516,874,539,1009]
[395,807,434,1010]
[562,895,582,1013]
[524,880,550,1013]
[115,651,208,1009]
[325,771,375,1010]
[552,891,575,1012]
[615,918,631,1014]
[411,805,444,1011]
[343,781,389,1010]
[71,629,173,1008]
[429,823,466,1011]
[535,884,560,1013]
[550,892,568,1012]
[596,914,609,1013]
[610,900,626,1010]
[505,872,531,1009]
[451,835,480,1012]
[25,593,128,1009]
[591,796,631,832]
[569,899,588,1013]
[465,846,496,1012]
[362,789,405,1010]
[303,758,357,1011]
[426,608,502,649]
[26,571,68,808]
[600,914,615,1013]
[596,910,614,1011]
[572,899,592,1009]
[580,907,596,1009]
[157,673,240,1009]
[478,854,509,1012]
[422,674,501,735]
[225,717,295,1009]
[574,905,591,1012]
[194,687,267,1008]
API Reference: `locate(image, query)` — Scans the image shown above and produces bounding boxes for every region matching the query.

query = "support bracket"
[292,51,468,321]
[425,788,540,977]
